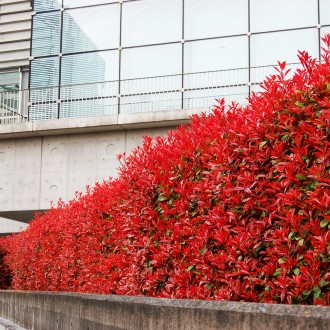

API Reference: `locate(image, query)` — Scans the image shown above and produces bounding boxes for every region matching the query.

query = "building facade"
[0,0,330,228]
[1,0,330,123]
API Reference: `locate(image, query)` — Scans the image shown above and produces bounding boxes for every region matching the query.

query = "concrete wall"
[0,218,27,234]
[0,291,329,330]
[0,108,209,222]
[0,0,32,70]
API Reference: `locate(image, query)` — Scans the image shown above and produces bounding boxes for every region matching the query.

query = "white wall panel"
[0,0,31,69]
[0,1,31,13]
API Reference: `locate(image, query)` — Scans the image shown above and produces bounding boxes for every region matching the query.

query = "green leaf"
[313,286,322,299]
[265,285,271,292]
[272,268,282,277]
[278,258,285,264]
[281,133,290,141]
[186,265,195,272]
[158,195,168,202]
[295,101,305,108]
[295,174,307,180]
[320,219,330,228]
[306,181,319,191]
[288,231,296,240]
[297,238,304,246]
[319,279,329,287]
[293,268,300,275]
[153,241,159,247]
[303,289,311,296]
[200,247,208,255]
[259,140,268,149]
[301,155,309,163]
[326,82,330,90]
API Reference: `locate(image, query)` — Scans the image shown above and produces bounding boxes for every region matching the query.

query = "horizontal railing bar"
[1,62,301,94]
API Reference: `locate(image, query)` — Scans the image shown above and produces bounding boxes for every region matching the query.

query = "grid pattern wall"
[29,0,330,120]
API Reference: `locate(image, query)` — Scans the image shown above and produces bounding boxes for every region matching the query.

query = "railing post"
[18,89,23,123]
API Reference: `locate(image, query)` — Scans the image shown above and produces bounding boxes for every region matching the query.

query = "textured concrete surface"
[0,108,209,139]
[0,218,27,234]
[0,108,209,222]
[0,291,329,330]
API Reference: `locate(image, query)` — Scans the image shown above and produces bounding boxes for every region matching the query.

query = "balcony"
[0,63,300,125]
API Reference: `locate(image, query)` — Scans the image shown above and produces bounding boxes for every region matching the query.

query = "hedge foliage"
[4,36,330,305]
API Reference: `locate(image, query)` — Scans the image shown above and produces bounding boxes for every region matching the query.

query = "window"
[185,0,247,40]
[122,0,181,47]
[61,50,119,85]
[251,28,319,67]
[251,0,317,32]
[62,4,120,54]
[32,12,61,57]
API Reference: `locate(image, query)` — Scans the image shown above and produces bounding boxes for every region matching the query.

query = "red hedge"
[5,36,330,305]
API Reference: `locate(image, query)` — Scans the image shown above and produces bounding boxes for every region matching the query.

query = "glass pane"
[64,0,117,8]
[251,0,318,32]
[121,75,181,95]
[121,43,182,79]
[62,4,120,53]
[30,86,59,106]
[61,50,119,85]
[320,0,330,25]
[61,81,118,102]
[122,0,181,47]
[251,28,319,68]
[33,0,61,12]
[184,67,249,91]
[29,103,58,121]
[185,0,248,40]
[30,57,60,88]
[120,92,182,114]
[0,72,19,91]
[60,98,118,118]
[251,62,301,84]
[321,27,330,53]
[184,86,249,109]
[184,36,248,73]
[32,12,61,57]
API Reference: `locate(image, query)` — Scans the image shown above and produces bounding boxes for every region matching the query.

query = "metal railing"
[0,63,301,125]
[0,89,29,124]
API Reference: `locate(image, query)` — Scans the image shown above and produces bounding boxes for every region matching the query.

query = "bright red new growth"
[3,36,330,305]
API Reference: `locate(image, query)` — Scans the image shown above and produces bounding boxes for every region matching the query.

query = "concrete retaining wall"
[0,107,209,223]
[0,291,329,330]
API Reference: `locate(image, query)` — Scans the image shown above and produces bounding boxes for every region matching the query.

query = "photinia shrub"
[4,36,330,305]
